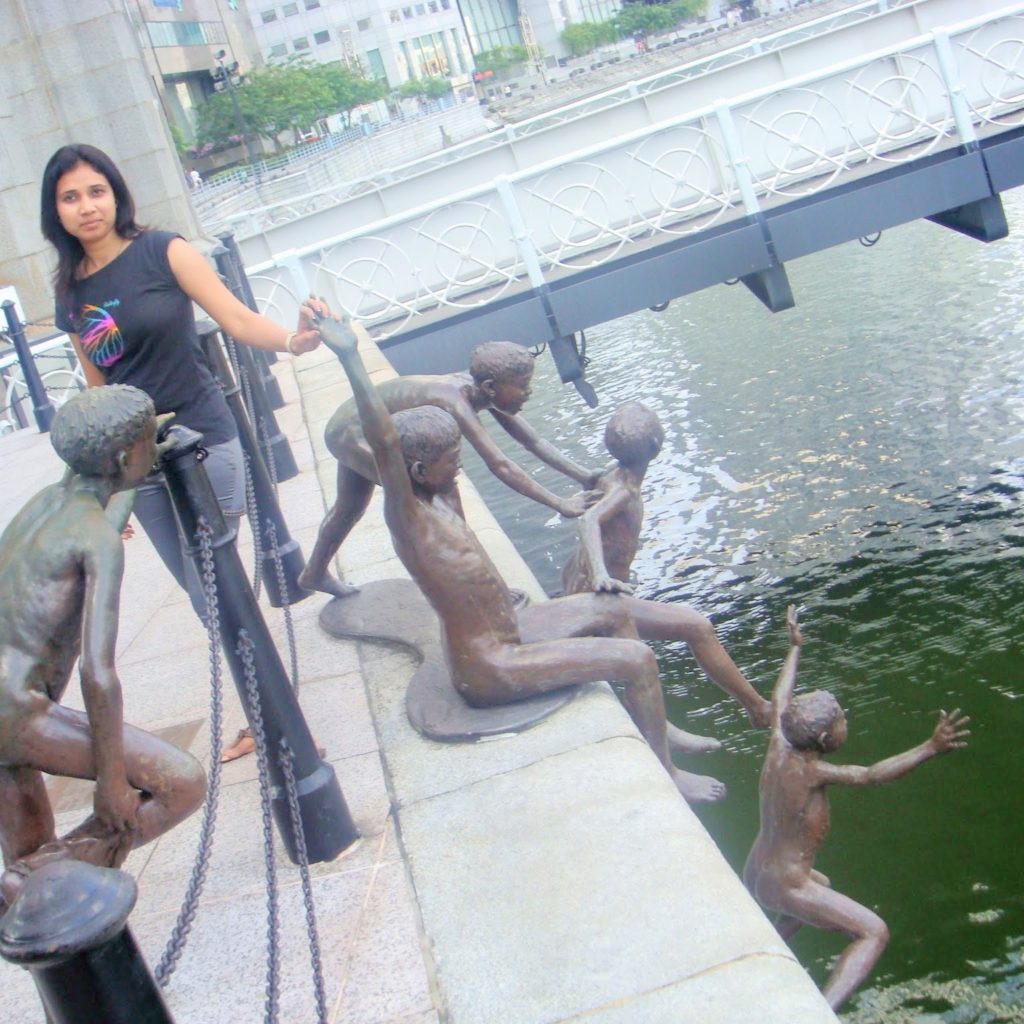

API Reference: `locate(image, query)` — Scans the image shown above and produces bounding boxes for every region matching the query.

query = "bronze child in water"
[743,606,968,1010]
[0,386,206,905]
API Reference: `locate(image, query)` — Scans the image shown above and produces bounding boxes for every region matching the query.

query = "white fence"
[239,5,1024,341]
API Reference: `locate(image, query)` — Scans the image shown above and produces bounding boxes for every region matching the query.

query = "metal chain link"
[237,630,281,1024]
[225,336,265,597]
[154,518,225,987]
[265,516,299,689]
[279,742,328,1024]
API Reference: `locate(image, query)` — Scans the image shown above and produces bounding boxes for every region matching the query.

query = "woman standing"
[42,144,326,759]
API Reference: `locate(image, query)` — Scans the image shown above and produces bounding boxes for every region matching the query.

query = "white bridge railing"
[243,4,1024,340]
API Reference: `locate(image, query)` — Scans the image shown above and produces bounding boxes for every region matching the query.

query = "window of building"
[389,9,401,21]
[415,3,425,14]
[440,0,450,7]
[365,48,387,82]
[356,17,371,30]
[314,29,330,43]
[269,42,287,57]
[146,20,227,47]
[260,9,277,23]
[402,7,413,19]
[293,35,310,49]
[282,2,298,15]
[428,1,438,11]
[304,0,321,8]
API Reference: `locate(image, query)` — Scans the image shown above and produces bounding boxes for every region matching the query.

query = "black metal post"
[0,861,175,1024]
[2,300,56,432]
[211,248,297,479]
[214,238,284,408]
[160,426,359,863]
[218,231,277,363]
[199,323,311,608]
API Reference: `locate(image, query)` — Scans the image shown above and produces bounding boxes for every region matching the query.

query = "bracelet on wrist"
[285,331,298,355]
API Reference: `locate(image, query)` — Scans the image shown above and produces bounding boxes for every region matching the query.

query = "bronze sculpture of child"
[0,385,206,905]
[298,340,601,599]
[743,605,969,1010]
[562,401,771,741]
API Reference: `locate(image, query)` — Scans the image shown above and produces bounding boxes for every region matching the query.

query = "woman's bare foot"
[667,721,722,755]
[672,768,727,804]
[221,728,327,763]
[297,567,360,600]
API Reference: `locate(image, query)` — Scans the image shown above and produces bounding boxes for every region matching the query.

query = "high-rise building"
[247,0,475,86]
[125,0,263,140]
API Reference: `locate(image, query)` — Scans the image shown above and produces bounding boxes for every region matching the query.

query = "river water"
[461,188,1024,1021]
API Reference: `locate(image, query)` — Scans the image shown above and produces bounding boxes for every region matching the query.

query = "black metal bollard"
[218,231,277,363]
[2,300,56,432]
[213,239,284,408]
[0,861,175,1024]
[199,324,311,607]
[160,426,359,863]
[211,247,297,479]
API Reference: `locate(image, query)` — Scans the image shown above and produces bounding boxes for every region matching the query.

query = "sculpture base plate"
[318,579,577,743]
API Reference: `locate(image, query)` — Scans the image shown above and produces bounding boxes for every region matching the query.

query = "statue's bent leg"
[299,464,376,597]
[779,880,889,1010]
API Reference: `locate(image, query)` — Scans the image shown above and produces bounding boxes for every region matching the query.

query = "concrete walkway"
[0,344,839,1024]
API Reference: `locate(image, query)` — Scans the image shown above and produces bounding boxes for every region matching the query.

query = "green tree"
[473,45,530,74]
[397,76,453,101]
[195,58,388,151]
[560,22,616,57]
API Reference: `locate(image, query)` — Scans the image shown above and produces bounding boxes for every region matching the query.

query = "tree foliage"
[397,76,453,100]
[615,0,705,38]
[473,45,530,74]
[560,0,705,55]
[194,58,387,151]
[560,22,617,57]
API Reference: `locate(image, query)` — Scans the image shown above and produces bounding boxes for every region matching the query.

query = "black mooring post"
[160,426,359,863]
[213,238,284,409]
[2,300,56,432]
[199,324,311,608]
[0,861,175,1024]
[217,231,277,363]
[211,247,297,479]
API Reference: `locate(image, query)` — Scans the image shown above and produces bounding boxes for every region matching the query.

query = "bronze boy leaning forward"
[298,340,602,599]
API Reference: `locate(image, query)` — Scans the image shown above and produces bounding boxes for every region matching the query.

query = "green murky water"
[462,188,1024,1021]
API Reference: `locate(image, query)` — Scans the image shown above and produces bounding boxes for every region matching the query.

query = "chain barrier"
[155,518,225,986]
[279,743,328,1024]
[225,336,265,598]
[238,630,282,1024]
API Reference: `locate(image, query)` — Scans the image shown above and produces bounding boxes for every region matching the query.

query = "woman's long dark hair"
[41,144,144,310]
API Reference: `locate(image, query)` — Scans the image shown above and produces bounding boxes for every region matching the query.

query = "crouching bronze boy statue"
[0,385,206,905]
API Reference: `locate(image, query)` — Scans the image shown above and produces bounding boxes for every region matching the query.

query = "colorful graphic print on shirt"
[78,304,125,367]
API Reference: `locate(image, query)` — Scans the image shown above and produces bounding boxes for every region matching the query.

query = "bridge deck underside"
[376,126,1024,377]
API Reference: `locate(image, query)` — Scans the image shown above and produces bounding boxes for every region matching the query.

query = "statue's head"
[604,402,664,467]
[51,385,156,484]
[393,406,462,494]
[469,342,534,415]
[782,690,848,753]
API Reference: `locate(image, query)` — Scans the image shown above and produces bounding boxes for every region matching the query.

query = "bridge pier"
[926,194,1009,244]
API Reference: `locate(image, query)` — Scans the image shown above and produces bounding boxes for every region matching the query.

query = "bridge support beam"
[926,194,1008,243]
[739,261,795,313]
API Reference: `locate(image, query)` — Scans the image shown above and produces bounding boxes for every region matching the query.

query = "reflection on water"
[462,189,1024,1019]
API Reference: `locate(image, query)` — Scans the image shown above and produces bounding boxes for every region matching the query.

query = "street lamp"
[211,49,260,181]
